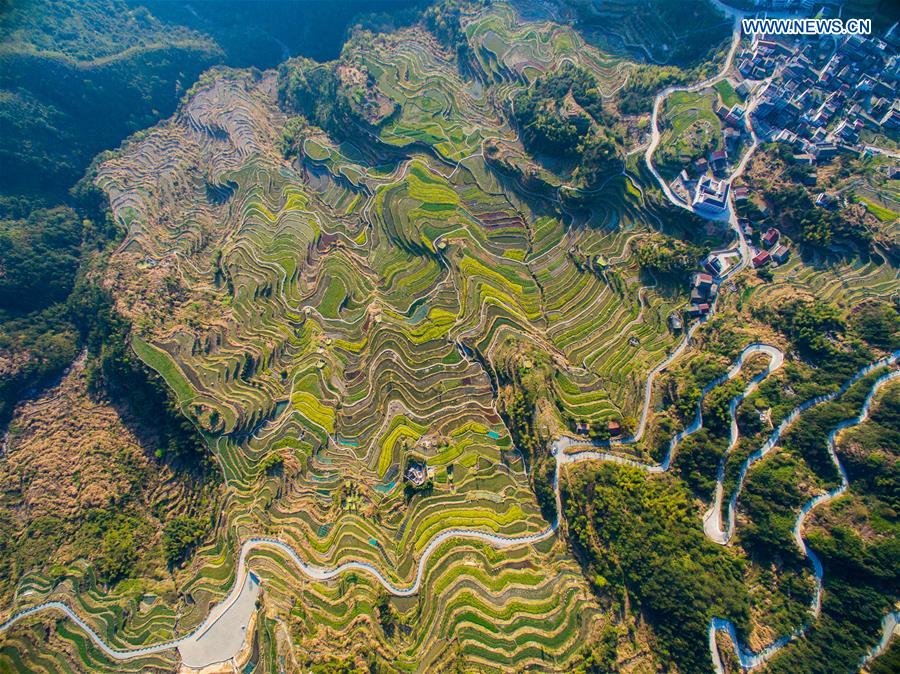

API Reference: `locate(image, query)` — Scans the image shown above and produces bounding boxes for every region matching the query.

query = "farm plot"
[656,89,723,179]
[1,4,724,671]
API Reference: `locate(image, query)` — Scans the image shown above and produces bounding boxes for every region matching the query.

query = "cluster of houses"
[751,227,791,268]
[574,419,622,438]
[741,28,899,161]
[667,224,793,333]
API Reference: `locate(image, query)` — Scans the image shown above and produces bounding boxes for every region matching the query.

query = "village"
[658,16,900,327]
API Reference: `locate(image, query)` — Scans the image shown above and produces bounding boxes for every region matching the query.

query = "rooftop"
[693,175,729,212]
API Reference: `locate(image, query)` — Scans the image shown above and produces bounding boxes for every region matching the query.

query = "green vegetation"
[0,203,84,423]
[563,463,749,674]
[570,0,731,68]
[499,362,556,521]
[2,1,898,672]
[713,79,742,108]
[740,452,810,563]
[739,147,890,256]
[763,382,900,673]
[869,640,900,674]
[634,232,704,283]
[94,512,142,583]
[766,186,872,249]
[163,516,209,567]
[656,89,722,177]
[753,297,888,388]
[513,63,622,187]
[770,298,845,361]
[856,195,897,223]
[0,206,81,312]
[0,304,78,425]
[423,0,472,62]
[0,0,420,442]
[0,2,220,196]
[69,282,208,464]
[851,301,900,351]
[618,64,689,114]
[277,58,396,140]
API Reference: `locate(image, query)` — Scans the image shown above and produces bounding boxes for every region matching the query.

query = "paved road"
[3,3,897,667]
[5,346,896,672]
[708,368,900,673]
[643,11,744,211]
[643,1,807,272]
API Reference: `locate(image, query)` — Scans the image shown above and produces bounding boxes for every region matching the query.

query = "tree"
[163,516,208,566]
[0,207,82,313]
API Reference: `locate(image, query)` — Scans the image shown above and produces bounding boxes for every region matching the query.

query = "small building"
[724,105,746,127]
[691,271,715,304]
[710,150,728,173]
[704,255,723,276]
[693,175,729,213]
[815,192,837,208]
[575,420,590,434]
[733,185,750,201]
[693,272,714,291]
[694,157,709,174]
[762,228,780,247]
[607,420,622,437]
[771,244,791,264]
[812,142,839,162]
[753,250,771,267]
[405,460,428,487]
[724,128,742,154]
[668,313,684,332]
[691,288,707,304]
[880,103,900,129]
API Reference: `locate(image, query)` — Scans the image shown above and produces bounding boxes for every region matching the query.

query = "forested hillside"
[0,0,419,426]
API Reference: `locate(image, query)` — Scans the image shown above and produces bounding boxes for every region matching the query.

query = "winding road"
[3,341,898,671]
[3,4,898,671]
[643,0,805,273]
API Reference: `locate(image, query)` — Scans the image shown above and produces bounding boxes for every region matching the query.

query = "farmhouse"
[771,244,791,264]
[405,460,428,487]
[710,149,727,174]
[752,250,771,267]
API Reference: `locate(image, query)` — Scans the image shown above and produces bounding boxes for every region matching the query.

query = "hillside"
[0,1,898,673]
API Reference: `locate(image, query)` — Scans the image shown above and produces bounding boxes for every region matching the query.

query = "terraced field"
[1,2,897,673]
[657,89,723,178]
[0,6,659,669]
